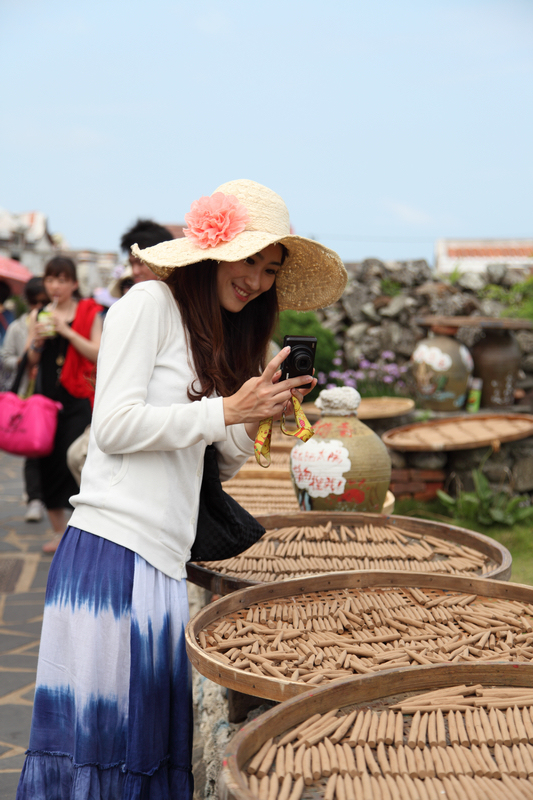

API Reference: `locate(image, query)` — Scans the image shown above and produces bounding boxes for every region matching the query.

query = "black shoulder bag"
[190,444,266,562]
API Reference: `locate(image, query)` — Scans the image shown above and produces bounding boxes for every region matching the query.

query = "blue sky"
[2,0,532,264]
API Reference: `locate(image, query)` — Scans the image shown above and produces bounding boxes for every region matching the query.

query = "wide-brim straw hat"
[108,266,133,299]
[131,179,347,311]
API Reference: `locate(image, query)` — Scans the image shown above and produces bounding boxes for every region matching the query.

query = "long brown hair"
[164,259,279,400]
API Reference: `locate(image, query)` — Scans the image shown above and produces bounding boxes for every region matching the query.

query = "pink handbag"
[0,392,63,458]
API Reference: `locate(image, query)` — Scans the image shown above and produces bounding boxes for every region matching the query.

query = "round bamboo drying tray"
[234,451,291,482]
[222,477,300,517]
[381,413,533,451]
[220,662,533,800]
[185,511,511,595]
[299,397,415,422]
[356,397,415,420]
[185,571,532,703]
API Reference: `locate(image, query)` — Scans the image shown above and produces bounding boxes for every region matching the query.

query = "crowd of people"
[0,219,174,550]
[2,180,347,800]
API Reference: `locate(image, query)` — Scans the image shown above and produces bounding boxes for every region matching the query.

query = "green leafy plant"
[481,277,533,320]
[447,264,463,285]
[437,459,533,527]
[380,278,403,297]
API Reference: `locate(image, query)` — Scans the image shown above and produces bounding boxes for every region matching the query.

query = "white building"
[0,210,57,273]
[0,209,118,296]
[435,238,533,275]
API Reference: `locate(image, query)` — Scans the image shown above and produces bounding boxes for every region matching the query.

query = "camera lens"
[294,351,312,372]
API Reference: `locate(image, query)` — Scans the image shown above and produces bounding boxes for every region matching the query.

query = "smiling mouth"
[232,284,250,301]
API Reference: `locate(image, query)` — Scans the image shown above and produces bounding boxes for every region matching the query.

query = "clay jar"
[289,387,391,513]
[471,329,521,408]
[411,330,473,412]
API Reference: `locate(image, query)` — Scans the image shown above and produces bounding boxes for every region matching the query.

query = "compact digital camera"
[281,335,317,390]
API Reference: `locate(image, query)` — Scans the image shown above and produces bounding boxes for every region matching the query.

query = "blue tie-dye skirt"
[16,526,194,800]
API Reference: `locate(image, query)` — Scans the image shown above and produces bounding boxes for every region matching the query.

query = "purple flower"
[317,372,327,384]
[383,375,394,383]
[381,350,395,360]
[332,357,342,366]
[329,370,342,380]
[359,359,371,369]
[397,381,406,388]
[344,378,357,388]
[326,383,336,389]
[384,364,400,377]
[354,371,366,380]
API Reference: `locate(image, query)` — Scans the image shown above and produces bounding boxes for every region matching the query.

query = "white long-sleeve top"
[69,281,255,580]
[1,314,30,394]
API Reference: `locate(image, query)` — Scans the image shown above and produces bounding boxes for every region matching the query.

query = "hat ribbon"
[254,396,314,467]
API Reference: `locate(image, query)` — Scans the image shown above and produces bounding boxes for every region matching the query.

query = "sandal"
[42,533,63,554]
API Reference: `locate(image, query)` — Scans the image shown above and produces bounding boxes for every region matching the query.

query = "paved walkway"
[0,451,53,799]
[0,451,208,799]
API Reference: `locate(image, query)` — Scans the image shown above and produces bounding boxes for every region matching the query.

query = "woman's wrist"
[222,396,242,425]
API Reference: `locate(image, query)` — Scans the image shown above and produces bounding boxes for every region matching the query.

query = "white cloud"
[386,201,435,227]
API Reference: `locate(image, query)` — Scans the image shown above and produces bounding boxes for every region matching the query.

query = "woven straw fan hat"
[131,179,347,311]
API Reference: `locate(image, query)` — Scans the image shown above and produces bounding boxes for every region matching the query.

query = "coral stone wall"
[316,258,533,389]
[317,258,533,500]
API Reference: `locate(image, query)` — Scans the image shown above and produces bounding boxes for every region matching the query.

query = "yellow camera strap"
[254,396,314,468]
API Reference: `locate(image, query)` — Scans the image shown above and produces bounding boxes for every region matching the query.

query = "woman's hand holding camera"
[223,346,317,431]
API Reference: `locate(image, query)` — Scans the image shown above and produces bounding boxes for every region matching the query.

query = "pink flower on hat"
[183,192,250,249]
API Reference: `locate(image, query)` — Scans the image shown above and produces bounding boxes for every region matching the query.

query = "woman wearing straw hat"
[16,180,347,800]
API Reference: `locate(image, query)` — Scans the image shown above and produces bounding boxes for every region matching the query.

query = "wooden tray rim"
[185,570,525,704]
[219,662,533,800]
[381,412,533,451]
[415,315,533,330]
[300,397,416,421]
[186,510,512,594]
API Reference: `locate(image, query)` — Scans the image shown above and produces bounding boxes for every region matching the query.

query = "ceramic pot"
[471,329,521,407]
[289,413,391,513]
[411,334,473,411]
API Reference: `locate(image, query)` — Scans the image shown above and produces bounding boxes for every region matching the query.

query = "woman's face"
[43,273,78,304]
[217,243,283,313]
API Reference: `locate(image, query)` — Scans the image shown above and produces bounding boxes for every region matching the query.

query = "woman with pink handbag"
[26,256,103,552]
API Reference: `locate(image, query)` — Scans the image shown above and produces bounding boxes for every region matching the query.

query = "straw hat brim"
[108,266,133,299]
[131,232,347,312]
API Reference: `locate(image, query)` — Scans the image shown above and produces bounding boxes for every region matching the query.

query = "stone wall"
[316,258,533,389]
[317,258,533,500]
[384,437,533,500]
